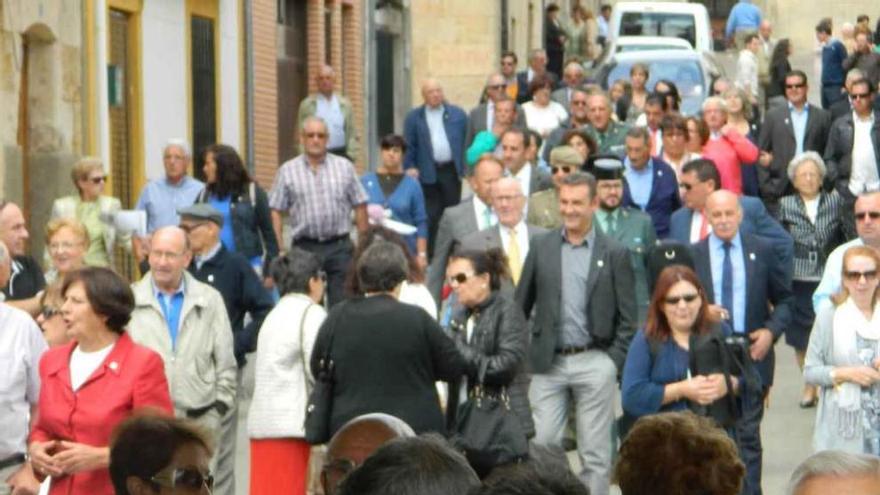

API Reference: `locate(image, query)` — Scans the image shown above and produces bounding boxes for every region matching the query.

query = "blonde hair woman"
[44,218,90,284]
[49,157,130,268]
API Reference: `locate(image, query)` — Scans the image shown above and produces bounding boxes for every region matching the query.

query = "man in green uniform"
[586,93,630,157]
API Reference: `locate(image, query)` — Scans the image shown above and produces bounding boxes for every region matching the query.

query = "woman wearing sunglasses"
[805,246,880,455]
[444,248,531,476]
[777,152,844,408]
[109,414,214,495]
[36,283,71,348]
[49,157,130,268]
[621,265,739,432]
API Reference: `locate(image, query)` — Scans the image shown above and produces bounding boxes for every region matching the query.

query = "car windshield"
[606,59,705,115]
[620,12,696,48]
[617,43,689,52]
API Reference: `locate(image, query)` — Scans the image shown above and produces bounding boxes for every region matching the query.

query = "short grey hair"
[787,450,880,495]
[702,96,728,113]
[787,151,827,182]
[301,115,328,134]
[271,247,322,296]
[163,138,191,158]
[356,240,409,293]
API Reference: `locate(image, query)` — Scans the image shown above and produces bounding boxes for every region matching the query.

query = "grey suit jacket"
[516,227,637,374]
[428,198,481,305]
[526,164,554,200]
[459,223,547,296]
[465,103,528,148]
[550,87,573,110]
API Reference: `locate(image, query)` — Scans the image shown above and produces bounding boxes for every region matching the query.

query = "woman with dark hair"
[445,248,532,475]
[767,39,793,109]
[345,225,435,317]
[621,265,738,422]
[198,143,278,273]
[109,413,214,495]
[654,79,681,113]
[248,248,327,495]
[522,74,568,143]
[29,267,173,495]
[560,128,598,163]
[660,114,701,184]
[360,135,428,259]
[310,241,465,437]
[685,116,709,155]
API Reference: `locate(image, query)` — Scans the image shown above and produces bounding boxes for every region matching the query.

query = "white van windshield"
[620,12,696,48]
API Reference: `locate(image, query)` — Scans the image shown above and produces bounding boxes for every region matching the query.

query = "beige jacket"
[128,271,237,415]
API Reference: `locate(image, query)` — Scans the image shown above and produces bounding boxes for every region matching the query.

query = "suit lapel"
[741,234,756,310]
[463,199,479,235]
[585,231,607,297]
[695,240,715,302]
[490,226,503,250]
[784,106,796,142]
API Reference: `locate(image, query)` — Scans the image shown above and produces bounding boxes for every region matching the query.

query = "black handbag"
[303,307,335,445]
[453,360,529,471]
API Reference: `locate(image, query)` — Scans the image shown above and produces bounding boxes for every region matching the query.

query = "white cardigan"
[247,293,327,439]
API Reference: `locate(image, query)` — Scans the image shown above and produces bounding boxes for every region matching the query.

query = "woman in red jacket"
[28,267,173,494]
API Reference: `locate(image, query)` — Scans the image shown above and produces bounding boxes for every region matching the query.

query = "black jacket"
[197,184,279,268]
[3,256,45,300]
[446,292,534,439]
[824,110,880,200]
[188,245,274,366]
[311,296,466,437]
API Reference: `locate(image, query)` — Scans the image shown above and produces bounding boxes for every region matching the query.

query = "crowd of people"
[6,3,880,495]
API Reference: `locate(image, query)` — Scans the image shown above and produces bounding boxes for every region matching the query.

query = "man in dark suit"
[692,189,792,495]
[427,156,504,305]
[460,177,546,293]
[517,172,636,495]
[828,68,864,122]
[542,88,593,164]
[403,79,468,256]
[824,77,880,239]
[515,49,559,104]
[465,73,528,149]
[544,4,566,79]
[621,127,681,238]
[500,128,554,207]
[551,62,586,111]
[669,159,793,281]
[757,70,832,215]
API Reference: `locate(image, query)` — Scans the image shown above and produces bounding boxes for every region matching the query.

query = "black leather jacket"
[446,291,534,438]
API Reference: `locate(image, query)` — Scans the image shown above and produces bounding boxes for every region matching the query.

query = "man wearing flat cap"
[589,155,656,324]
[177,203,274,495]
[527,145,583,229]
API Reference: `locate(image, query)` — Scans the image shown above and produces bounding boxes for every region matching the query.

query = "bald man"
[403,79,468,256]
[297,65,359,160]
[691,189,792,495]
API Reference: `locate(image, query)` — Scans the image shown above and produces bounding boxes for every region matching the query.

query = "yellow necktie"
[507,227,521,285]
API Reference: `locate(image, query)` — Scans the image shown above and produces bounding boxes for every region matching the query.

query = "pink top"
[700,130,759,194]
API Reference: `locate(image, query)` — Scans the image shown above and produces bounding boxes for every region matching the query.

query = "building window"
[191,15,217,180]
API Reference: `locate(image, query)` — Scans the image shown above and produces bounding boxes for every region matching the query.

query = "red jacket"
[30,332,173,495]
[701,129,759,194]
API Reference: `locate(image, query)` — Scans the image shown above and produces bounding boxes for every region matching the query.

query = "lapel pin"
[597,260,604,268]
[749,252,756,261]
[208,274,215,283]
[665,250,675,260]
[784,118,790,124]
[109,361,119,371]
[658,170,663,177]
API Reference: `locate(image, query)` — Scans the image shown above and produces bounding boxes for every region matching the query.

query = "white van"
[608,2,713,54]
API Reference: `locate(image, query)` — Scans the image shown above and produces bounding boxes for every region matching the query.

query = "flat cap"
[549,145,584,167]
[178,203,223,227]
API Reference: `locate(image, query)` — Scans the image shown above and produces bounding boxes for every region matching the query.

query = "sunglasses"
[487,84,506,90]
[551,166,574,174]
[852,93,872,100]
[785,83,806,89]
[664,293,700,305]
[88,175,107,184]
[150,468,214,491]
[447,272,474,286]
[844,270,878,282]
[40,307,61,319]
[304,132,328,139]
[856,211,880,221]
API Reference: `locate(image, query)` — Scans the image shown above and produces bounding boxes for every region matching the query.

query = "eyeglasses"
[88,175,107,184]
[487,84,506,90]
[150,468,214,491]
[785,83,806,89]
[664,293,700,305]
[855,211,880,221]
[180,222,210,234]
[551,166,574,175]
[852,93,872,100]
[844,270,878,282]
[40,307,61,319]
[304,132,328,139]
[571,100,589,106]
[48,242,81,253]
[447,272,474,286]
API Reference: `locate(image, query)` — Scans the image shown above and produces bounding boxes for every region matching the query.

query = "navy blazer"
[669,196,794,283]
[691,233,793,388]
[622,158,681,239]
[403,103,468,184]
[515,70,559,104]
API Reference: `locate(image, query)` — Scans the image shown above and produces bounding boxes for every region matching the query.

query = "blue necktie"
[721,241,734,330]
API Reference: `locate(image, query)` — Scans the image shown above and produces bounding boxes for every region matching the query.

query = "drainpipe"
[243,0,255,173]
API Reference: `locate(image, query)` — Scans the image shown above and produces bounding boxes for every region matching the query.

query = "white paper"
[113,210,147,237]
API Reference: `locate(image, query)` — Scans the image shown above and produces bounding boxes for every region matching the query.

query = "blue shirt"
[360,172,429,253]
[208,195,237,253]
[821,39,848,85]
[153,277,186,349]
[789,102,810,155]
[709,232,746,333]
[136,176,205,233]
[622,330,690,417]
[315,94,346,149]
[624,158,654,210]
[725,1,762,37]
[425,105,453,163]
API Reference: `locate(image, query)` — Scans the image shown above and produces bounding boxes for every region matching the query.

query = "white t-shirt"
[849,113,880,195]
[70,343,114,391]
[804,197,819,224]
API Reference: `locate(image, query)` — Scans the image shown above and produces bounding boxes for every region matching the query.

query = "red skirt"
[250,438,311,495]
